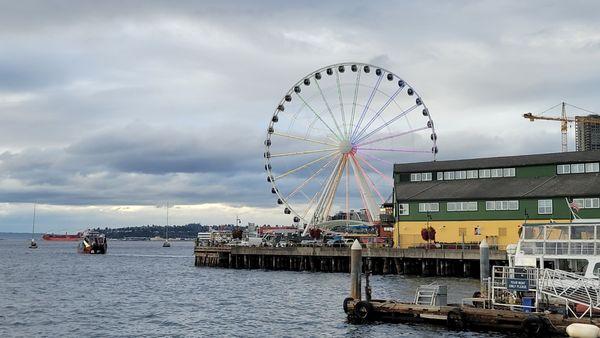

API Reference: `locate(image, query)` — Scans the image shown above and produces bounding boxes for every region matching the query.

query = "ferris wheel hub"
[339,139,355,154]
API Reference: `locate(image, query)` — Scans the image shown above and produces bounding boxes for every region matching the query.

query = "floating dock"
[194,244,507,277]
[343,240,600,337]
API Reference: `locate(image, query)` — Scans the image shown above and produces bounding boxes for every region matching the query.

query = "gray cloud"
[0,1,599,231]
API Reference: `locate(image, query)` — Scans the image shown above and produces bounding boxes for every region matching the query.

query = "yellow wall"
[393,219,568,249]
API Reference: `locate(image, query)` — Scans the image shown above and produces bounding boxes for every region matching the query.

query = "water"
[0,235,510,337]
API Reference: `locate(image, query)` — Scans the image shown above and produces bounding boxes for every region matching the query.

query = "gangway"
[491,266,600,318]
[539,268,600,317]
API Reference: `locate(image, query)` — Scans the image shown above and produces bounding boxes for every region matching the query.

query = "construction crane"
[523,101,600,152]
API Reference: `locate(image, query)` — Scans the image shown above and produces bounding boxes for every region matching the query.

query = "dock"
[194,244,507,277]
[342,239,600,337]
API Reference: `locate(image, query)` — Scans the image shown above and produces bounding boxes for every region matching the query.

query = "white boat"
[512,220,600,279]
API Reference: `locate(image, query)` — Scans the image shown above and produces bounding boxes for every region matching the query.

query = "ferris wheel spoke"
[358,146,432,153]
[314,78,345,139]
[269,147,338,158]
[351,73,383,140]
[353,86,403,142]
[360,151,394,165]
[358,126,429,147]
[334,69,347,138]
[295,92,342,141]
[354,153,394,184]
[284,153,340,200]
[273,131,337,147]
[354,104,418,144]
[348,68,362,137]
[274,151,339,180]
[353,155,385,204]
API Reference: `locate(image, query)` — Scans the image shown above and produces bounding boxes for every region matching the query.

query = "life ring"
[447,308,465,330]
[521,315,547,337]
[353,301,374,323]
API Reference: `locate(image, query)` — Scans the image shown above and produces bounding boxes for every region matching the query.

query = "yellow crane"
[523,101,600,152]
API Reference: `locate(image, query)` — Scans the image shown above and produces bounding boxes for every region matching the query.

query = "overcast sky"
[1,0,599,232]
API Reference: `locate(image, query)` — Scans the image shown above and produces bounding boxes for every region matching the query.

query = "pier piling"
[350,240,362,300]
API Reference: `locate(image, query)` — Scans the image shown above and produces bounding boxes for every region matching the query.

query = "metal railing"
[539,268,600,317]
[490,265,600,318]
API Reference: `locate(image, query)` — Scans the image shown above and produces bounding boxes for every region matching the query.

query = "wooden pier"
[193,245,507,277]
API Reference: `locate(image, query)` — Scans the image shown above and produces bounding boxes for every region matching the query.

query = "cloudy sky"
[1,0,599,232]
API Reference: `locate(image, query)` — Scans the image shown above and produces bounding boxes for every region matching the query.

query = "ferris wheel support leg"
[304,156,344,236]
[349,155,380,223]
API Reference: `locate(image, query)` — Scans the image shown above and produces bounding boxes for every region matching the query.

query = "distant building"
[576,115,600,151]
[393,151,600,249]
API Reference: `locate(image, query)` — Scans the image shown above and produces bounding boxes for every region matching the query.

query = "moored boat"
[78,230,107,254]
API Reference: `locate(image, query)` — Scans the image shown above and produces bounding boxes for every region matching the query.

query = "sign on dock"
[506,278,529,291]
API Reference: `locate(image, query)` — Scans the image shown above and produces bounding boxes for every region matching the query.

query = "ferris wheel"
[264,62,437,235]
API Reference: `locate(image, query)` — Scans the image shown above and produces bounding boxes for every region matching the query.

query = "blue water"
[0,235,510,337]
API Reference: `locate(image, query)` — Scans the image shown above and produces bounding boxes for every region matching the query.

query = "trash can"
[522,297,534,312]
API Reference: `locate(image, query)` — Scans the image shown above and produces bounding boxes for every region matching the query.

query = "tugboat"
[78,230,107,254]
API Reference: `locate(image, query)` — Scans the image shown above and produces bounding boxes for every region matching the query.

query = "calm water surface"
[0,235,511,337]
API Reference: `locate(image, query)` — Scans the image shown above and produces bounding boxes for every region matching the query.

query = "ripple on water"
[0,239,512,337]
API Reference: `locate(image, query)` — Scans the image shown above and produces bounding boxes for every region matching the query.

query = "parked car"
[300,239,319,246]
[326,238,346,247]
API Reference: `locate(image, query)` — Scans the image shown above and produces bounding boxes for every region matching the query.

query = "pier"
[193,244,507,277]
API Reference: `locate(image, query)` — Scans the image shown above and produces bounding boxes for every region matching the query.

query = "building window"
[571,163,585,174]
[419,202,439,212]
[454,171,467,180]
[422,172,432,181]
[466,170,478,179]
[557,164,570,174]
[491,168,503,178]
[410,173,422,182]
[585,163,600,173]
[503,168,516,177]
[486,200,519,211]
[443,171,455,180]
[479,169,491,178]
[398,203,410,215]
[538,199,553,215]
[447,201,477,212]
[437,172,444,180]
[572,198,600,209]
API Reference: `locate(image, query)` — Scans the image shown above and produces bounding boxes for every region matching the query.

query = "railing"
[539,268,600,317]
[519,240,597,255]
[490,265,600,318]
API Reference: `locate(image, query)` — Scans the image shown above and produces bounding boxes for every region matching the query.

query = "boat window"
[594,263,600,277]
[557,259,588,274]
[571,225,595,240]
[523,225,544,240]
[545,225,569,240]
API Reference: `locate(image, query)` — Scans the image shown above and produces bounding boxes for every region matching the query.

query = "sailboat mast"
[166,203,169,239]
[32,203,36,238]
